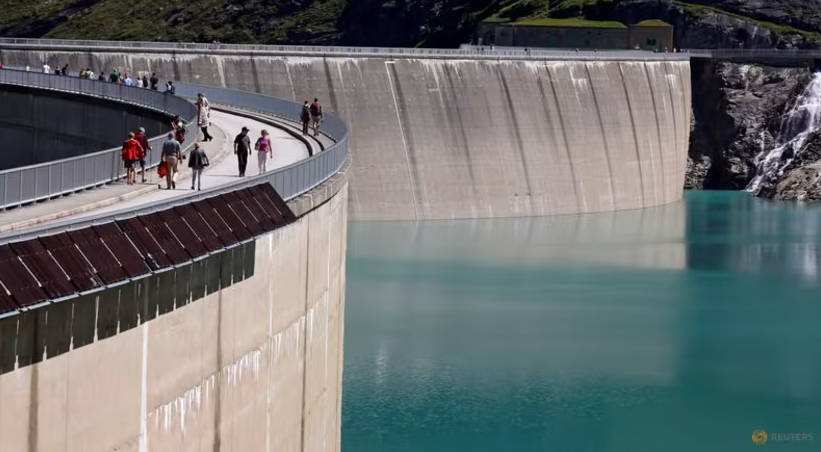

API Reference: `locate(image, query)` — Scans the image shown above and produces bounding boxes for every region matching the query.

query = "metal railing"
[0,77,349,243]
[0,69,198,209]
[0,37,690,61]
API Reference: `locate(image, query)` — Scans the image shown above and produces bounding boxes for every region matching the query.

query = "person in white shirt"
[136,77,143,88]
[87,69,95,80]
[124,74,133,86]
[43,62,50,74]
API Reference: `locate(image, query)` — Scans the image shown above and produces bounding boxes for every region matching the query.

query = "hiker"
[161,133,182,189]
[134,127,151,183]
[255,129,272,174]
[300,100,311,135]
[121,132,144,186]
[234,126,251,177]
[310,98,323,136]
[150,73,159,90]
[188,142,210,191]
[196,93,213,141]
[172,116,187,145]
[165,80,176,95]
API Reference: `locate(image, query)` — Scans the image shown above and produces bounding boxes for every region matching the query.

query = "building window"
[646,38,657,46]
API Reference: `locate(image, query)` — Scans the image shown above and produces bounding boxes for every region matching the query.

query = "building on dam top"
[475,18,674,51]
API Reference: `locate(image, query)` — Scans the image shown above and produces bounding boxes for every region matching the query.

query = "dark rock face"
[686,60,813,190]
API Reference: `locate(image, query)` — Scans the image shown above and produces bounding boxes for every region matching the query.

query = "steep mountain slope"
[1,0,820,48]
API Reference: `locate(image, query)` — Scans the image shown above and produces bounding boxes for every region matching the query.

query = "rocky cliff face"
[686,60,813,189]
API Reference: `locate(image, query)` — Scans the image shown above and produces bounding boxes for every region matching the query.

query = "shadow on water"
[343,191,821,452]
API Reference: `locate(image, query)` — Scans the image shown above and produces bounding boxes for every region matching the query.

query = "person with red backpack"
[310,98,323,136]
[121,132,144,186]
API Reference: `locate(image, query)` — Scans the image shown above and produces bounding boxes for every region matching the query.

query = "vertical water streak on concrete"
[535,68,580,211]
[545,64,586,212]
[642,63,668,205]
[384,61,420,220]
[617,62,647,208]
[27,315,39,452]
[436,64,479,201]
[139,322,149,452]
[212,285,223,451]
[584,63,618,210]
[250,57,262,94]
[284,59,298,101]
[322,59,341,116]
[172,53,182,83]
[300,217,311,452]
[497,68,534,208]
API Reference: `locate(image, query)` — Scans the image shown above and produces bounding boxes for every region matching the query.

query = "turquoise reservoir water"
[342,191,821,452]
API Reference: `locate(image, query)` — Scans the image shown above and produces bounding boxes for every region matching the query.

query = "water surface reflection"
[343,192,821,452]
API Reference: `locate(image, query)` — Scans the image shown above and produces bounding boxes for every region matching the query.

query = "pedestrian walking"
[165,80,176,94]
[121,132,144,185]
[300,100,311,135]
[234,126,251,177]
[161,133,182,189]
[61,64,68,76]
[188,142,210,191]
[310,98,323,136]
[255,130,272,174]
[43,62,50,74]
[109,68,119,83]
[142,74,149,89]
[136,76,143,88]
[124,73,133,86]
[86,68,94,80]
[134,127,151,183]
[150,73,159,90]
[196,93,213,141]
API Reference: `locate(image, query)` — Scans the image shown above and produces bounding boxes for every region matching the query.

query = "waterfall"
[747,72,821,193]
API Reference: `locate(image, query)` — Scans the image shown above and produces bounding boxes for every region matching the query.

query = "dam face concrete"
[0,49,691,221]
[0,84,171,170]
[0,185,347,451]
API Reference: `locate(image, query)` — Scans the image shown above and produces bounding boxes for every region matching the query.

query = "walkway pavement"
[0,109,313,231]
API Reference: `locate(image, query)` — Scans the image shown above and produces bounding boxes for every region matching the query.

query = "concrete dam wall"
[0,84,170,170]
[0,185,348,452]
[0,48,691,221]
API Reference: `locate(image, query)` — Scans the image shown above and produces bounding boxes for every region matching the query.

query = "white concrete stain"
[146,300,318,437]
[138,322,149,452]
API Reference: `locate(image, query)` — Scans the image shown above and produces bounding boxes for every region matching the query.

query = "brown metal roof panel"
[67,229,129,284]
[224,191,264,236]
[259,183,297,223]
[39,233,101,292]
[174,204,222,252]
[0,244,49,308]
[236,188,277,231]
[247,185,288,228]
[137,213,191,265]
[9,239,75,298]
[116,218,173,271]
[92,223,150,278]
[192,200,238,247]
[207,195,253,242]
[157,209,208,259]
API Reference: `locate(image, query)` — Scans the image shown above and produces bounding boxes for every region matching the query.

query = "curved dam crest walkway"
[0,107,323,231]
[0,42,692,221]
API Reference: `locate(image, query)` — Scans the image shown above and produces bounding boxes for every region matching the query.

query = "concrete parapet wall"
[0,49,691,221]
[0,183,348,451]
